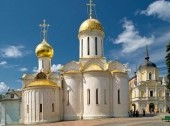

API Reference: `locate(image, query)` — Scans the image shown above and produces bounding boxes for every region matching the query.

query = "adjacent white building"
[129,47,170,113]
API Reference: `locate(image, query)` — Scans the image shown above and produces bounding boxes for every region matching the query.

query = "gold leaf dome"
[35,39,54,58]
[26,79,58,88]
[79,18,104,34]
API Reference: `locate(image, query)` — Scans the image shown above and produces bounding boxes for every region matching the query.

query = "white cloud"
[32,67,38,73]
[0,82,9,94]
[108,24,170,77]
[141,0,170,22]
[113,19,154,53]
[19,67,28,72]
[1,45,26,58]
[51,64,62,72]
[0,61,7,65]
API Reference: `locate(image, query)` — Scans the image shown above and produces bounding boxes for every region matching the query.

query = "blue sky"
[0,0,169,93]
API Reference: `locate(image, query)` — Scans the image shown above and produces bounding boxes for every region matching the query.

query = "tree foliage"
[166,41,170,89]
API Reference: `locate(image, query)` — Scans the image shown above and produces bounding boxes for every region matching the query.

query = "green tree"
[166,41,170,89]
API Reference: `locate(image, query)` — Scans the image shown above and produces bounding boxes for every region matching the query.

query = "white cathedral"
[0,1,129,125]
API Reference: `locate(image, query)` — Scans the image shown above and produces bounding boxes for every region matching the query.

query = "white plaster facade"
[129,49,170,113]
[0,90,21,126]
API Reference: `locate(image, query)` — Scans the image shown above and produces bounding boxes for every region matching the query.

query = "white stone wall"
[38,57,51,73]
[0,100,21,125]
[83,72,110,119]
[22,87,60,124]
[113,74,129,117]
[63,74,82,120]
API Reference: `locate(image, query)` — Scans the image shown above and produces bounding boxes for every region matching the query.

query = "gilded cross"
[87,0,95,19]
[39,19,50,41]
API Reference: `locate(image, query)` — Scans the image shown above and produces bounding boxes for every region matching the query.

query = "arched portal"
[132,104,136,111]
[149,103,155,113]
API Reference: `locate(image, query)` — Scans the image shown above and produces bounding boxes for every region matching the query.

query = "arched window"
[81,39,83,57]
[118,89,120,104]
[52,103,54,112]
[96,89,99,104]
[104,89,107,104]
[10,94,14,98]
[67,90,70,106]
[87,89,90,105]
[95,37,97,55]
[149,72,152,80]
[40,104,42,113]
[150,90,153,97]
[87,37,90,55]
[141,91,144,97]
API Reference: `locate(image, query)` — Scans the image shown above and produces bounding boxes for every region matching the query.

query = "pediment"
[84,64,103,72]
[108,61,126,72]
[63,61,81,73]
[82,59,105,72]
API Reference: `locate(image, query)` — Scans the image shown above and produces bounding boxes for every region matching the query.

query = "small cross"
[87,0,95,19]
[39,19,50,41]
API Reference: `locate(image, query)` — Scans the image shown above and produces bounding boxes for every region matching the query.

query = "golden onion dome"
[79,18,104,34]
[26,79,58,88]
[35,39,54,58]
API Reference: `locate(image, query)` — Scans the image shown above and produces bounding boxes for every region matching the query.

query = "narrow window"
[101,39,103,56]
[27,105,29,113]
[141,91,144,97]
[52,103,54,112]
[67,90,70,106]
[104,89,107,104]
[40,104,42,113]
[87,37,90,55]
[118,89,120,104]
[81,39,83,57]
[150,91,153,97]
[95,37,97,55]
[61,79,64,89]
[149,72,152,80]
[11,94,14,98]
[96,89,99,104]
[87,89,90,105]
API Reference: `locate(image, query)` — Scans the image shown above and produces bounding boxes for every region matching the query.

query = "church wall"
[112,74,129,117]
[83,72,110,119]
[63,74,82,120]
[23,88,60,124]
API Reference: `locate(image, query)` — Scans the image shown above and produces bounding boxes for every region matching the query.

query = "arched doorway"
[149,103,155,113]
[132,104,136,111]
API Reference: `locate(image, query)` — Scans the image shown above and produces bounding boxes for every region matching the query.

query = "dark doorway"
[132,104,136,111]
[149,103,155,113]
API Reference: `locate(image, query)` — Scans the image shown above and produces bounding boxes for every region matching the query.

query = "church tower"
[137,46,159,83]
[22,20,60,124]
[35,20,54,74]
[78,0,105,59]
